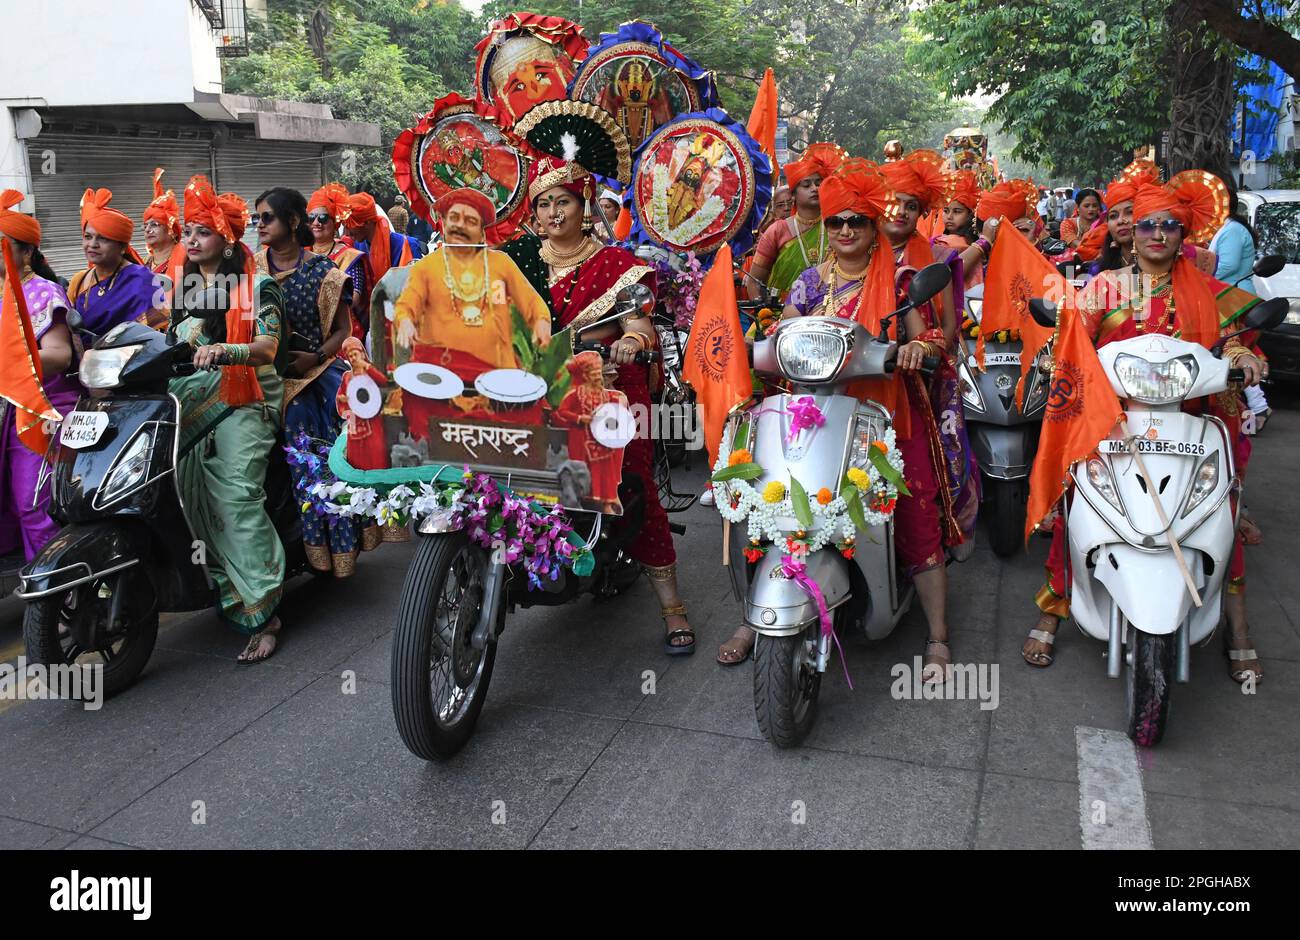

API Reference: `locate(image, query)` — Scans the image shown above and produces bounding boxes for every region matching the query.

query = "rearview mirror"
[1028,298,1058,328]
[1243,296,1288,332]
[614,283,655,320]
[907,262,952,306]
[1253,254,1285,279]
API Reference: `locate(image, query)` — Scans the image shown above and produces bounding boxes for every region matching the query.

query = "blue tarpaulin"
[1232,56,1290,162]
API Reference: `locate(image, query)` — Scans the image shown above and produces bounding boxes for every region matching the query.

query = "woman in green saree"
[170,176,288,663]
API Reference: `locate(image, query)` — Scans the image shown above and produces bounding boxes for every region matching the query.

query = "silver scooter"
[957,284,1051,556]
[718,264,951,747]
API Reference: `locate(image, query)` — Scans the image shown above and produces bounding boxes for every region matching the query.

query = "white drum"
[394,362,464,400]
[591,402,636,449]
[346,374,382,419]
[474,368,548,413]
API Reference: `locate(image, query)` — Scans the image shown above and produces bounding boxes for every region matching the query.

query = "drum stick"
[1121,420,1202,608]
[722,517,731,567]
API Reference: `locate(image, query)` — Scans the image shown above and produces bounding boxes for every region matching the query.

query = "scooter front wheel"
[390,532,498,760]
[753,625,821,748]
[986,476,1027,558]
[1125,627,1174,747]
[23,576,158,699]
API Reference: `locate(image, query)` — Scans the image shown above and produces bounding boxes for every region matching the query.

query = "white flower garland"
[710,425,906,553]
[651,163,727,247]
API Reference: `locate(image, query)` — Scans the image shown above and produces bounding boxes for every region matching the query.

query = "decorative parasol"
[627,108,772,262]
[392,92,531,243]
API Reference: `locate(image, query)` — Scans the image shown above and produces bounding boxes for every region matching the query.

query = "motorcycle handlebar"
[736,298,782,313]
[574,340,661,365]
[885,355,942,374]
[1228,367,1245,384]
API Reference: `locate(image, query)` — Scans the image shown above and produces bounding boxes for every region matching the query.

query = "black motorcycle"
[17,317,313,698]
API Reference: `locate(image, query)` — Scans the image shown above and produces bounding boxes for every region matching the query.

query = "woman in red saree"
[527,156,695,655]
[777,159,964,684]
[1024,172,1266,684]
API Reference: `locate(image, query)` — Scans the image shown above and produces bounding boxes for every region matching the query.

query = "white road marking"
[1075,725,1153,850]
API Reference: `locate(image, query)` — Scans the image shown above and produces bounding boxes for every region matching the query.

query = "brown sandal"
[716,626,755,666]
[236,617,281,665]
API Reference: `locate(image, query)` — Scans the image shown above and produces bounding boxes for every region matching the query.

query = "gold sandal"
[236,617,281,665]
[643,563,695,656]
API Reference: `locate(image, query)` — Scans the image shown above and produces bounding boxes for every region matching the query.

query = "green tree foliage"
[912,1,1169,181]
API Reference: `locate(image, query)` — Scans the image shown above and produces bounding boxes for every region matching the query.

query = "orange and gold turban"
[1102,159,1161,211]
[785,143,847,189]
[0,189,41,245]
[977,179,1037,222]
[182,175,249,243]
[946,170,982,214]
[142,168,181,240]
[1130,170,1229,245]
[308,182,353,224]
[80,188,135,244]
[879,150,948,213]
[818,158,891,221]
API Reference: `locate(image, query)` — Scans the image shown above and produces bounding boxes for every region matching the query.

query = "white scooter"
[1028,295,1286,746]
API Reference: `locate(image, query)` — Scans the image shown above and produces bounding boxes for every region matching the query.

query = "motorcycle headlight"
[95,427,156,508]
[80,343,144,390]
[776,325,848,383]
[958,358,984,413]
[1086,457,1123,512]
[1113,353,1199,405]
[967,297,983,324]
[1181,452,1219,518]
[1286,298,1300,326]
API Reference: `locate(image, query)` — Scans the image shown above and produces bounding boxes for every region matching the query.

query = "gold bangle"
[622,331,650,351]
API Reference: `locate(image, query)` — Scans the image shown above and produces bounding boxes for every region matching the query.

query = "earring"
[223,245,235,260]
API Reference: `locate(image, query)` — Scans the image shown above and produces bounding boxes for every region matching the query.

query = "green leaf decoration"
[844,488,868,531]
[733,417,751,453]
[711,462,763,482]
[869,448,911,497]
[510,305,535,372]
[789,476,813,529]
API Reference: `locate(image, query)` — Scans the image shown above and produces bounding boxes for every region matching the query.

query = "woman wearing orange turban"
[932,169,1000,289]
[0,191,80,561]
[749,142,847,299]
[69,187,168,334]
[1025,171,1266,685]
[143,168,183,275]
[308,182,368,335]
[768,158,972,684]
[169,175,289,663]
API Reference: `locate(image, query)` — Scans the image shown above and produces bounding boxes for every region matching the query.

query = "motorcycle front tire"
[1126,627,1174,747]
[23,587,158,699]
[986,476,1027,558]
[753,625,821,748]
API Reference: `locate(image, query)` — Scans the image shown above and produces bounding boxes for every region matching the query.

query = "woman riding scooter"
[1023,172,1266,684]
[170,176,289,664]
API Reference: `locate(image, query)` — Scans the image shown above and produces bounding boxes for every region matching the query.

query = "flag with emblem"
[0,239,61,454]
[1024,296,1122,542]
[683,244,751,465]
[980,220,1069,406]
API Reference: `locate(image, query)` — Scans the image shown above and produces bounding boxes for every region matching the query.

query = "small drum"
[346,374,383,419]
[591,402,637,449]
[394,362,464,400]
[474,369,548,414]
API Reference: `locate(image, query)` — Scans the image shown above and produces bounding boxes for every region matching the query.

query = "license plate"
[1099,437,1207,457]
[983,351,1021,366]
[60,411,109,449]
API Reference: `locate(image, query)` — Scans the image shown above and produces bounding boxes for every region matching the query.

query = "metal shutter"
[213,136,324,253]
[26,132,212,278]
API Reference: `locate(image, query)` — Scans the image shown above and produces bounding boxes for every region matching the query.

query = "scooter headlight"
[80,343,144,390]
[1085,457,1123,512]
[1113,353,1199,405]
[958,358,984,413]
[776,324,848,383]
[1181,452,1219,518]
[95,428,156,508]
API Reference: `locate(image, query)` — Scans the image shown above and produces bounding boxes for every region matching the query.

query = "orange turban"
[347,192,381,225]
[0,190,41,245]
[347,192,409,281]
[878,150,948,212]
[946,170,981,214]
[785,142,847,188]
[308,182,353,224]
[182,175,249,243]
[80,188,135,244]
[977,179,1037,222]
[142,168,181,240]
[1130,171,1228,245]
[818,158,891,221]
[1102,158,1161,211]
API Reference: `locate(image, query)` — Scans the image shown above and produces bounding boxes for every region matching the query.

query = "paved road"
[1,398,1297,850]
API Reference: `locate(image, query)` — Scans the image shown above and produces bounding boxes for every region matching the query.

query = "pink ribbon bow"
[785,396,825,444]
[780,553,852,690]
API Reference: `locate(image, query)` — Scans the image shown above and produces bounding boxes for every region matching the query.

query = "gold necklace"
[441,248,490,326]
[94,262,125,297]
[541,236,600,269]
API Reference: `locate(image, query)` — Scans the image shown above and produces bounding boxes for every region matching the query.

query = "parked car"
[1237,189,1300,379]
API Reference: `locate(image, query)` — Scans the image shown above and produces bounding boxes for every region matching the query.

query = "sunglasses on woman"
[829,214,872,231]
[254,211,280,226]
[306,212,332,224]
[1134,218,1183,237]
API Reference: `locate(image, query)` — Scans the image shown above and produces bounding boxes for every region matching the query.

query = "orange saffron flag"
[613,206,632,242]
[1024,297,1122,542]
[0,240,61,454]
[747,68,780,184]
[683,244,752,465]
[981,218,1070,405]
